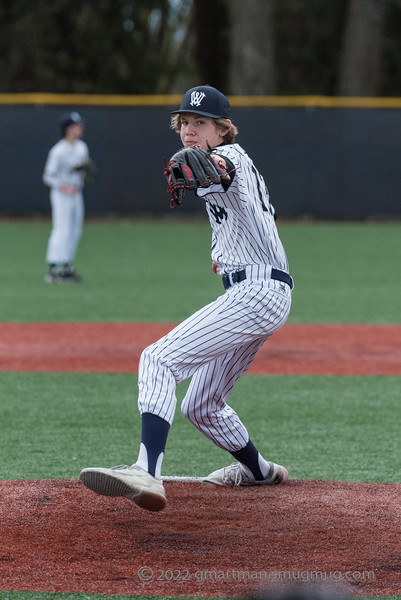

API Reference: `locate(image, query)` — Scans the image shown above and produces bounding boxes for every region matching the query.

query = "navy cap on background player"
[60,111,83,128]
[59,111,84,135]
[171,85,231,119]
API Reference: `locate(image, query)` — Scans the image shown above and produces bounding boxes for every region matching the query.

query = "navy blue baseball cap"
[59,111,84,129]
[171,85,231,119]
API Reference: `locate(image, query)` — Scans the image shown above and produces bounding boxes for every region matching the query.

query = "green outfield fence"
[1,93,400,219]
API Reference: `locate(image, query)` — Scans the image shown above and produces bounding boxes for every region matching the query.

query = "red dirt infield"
[0,322,401,374]
[0,322,400,598]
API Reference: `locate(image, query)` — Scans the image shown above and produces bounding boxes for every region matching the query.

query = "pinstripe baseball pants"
[138,278,292,452]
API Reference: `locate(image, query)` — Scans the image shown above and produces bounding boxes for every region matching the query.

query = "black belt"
[222,268,294,290]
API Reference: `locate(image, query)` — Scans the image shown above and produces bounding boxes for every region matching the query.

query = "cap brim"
[171,108,228,119]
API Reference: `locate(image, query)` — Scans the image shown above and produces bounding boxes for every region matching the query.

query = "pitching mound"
[0,478,399,597]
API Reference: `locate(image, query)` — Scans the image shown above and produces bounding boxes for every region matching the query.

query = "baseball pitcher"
[80,86,293,512]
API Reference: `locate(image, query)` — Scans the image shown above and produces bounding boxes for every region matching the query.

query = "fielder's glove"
[163,146,232,208]
[73,158,97,181]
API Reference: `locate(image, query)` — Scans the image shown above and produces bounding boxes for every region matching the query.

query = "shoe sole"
[79,470,166,512]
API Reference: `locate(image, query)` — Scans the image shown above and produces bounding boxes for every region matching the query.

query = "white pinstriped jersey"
[138,143,293,450]
[196,143,289,275]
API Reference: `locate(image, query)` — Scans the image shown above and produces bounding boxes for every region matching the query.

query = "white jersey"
[43,137,88,266]
[196,143,289,275]
[43,138,89,190]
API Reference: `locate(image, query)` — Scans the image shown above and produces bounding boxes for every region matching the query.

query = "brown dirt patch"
[1,323,400,597]
[0,479,399,598]
[0,323,401,374]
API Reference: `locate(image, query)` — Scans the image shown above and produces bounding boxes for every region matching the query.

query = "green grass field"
[2,219,400,323]
[1,372,399,483]
[0,219,400,600]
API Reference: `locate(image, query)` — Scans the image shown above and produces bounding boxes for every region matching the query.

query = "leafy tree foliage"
[0,0,400,95]
[0,0,192,93]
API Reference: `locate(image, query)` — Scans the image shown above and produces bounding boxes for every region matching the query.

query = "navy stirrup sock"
[139,412,170,477]
[230,439,265,480]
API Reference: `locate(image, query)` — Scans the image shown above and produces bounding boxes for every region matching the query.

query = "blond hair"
[170,114,238,145]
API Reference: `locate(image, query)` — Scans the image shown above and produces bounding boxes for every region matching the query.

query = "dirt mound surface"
[0,478,399,597]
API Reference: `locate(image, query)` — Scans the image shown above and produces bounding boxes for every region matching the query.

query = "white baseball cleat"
[79,464,167,512]
[202,461,288,487]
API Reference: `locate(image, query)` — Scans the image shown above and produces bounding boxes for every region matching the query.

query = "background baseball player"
[43,111,92,283]
[80,85,294,512]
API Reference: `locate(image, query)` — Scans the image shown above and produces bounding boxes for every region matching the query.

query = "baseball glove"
[164,146,232,208]
[73,158,97,181]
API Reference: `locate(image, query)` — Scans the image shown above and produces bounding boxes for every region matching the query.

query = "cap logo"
[190,91,206,107]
